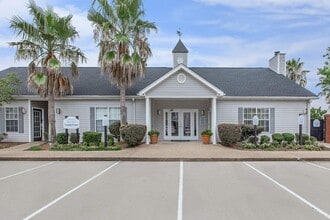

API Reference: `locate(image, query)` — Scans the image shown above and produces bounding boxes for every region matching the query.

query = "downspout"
[306,100,311,135]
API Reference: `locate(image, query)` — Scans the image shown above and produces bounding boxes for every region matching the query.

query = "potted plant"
[201,129,213,144]
[148,130,160,144]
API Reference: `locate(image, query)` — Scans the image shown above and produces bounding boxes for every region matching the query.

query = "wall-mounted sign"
[313,119,320,128]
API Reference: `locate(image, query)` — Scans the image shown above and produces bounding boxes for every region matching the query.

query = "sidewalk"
[1,141,330,161]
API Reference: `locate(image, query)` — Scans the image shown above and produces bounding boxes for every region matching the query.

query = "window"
[5,107,18,132]
[243,108,270,132]
[95,107,120,132]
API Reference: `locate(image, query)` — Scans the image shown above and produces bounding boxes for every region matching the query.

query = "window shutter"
[19,107,24,133]
[90,107,95,131]
[0,108,4,133]
[270,108,275,134]
[238,107,243,124]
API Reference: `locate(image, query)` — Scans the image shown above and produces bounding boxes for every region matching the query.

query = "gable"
[146,70,217,97]
[138,64,224,97]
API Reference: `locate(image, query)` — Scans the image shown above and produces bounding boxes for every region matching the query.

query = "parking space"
[0,161,329,220]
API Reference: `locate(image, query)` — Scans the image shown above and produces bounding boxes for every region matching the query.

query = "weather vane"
[177,28,182,39]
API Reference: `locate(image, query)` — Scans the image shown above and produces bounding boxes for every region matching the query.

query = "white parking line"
[307,162,330,171]
[23,161,120,220]
[0,162,56,181]
[177,161,183,220]
[244,162,330,220]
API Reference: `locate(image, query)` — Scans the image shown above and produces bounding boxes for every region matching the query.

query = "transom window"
[95,107,120,132]
[243,108,270,132]
[5,107,18,132]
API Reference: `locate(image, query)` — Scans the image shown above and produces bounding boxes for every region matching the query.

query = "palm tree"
[317,47,330,98]
[9,0,86,143]
[88,0,157,126]
[286,58,307,87]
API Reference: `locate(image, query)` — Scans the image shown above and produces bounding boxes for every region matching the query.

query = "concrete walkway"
[1,141,330,161]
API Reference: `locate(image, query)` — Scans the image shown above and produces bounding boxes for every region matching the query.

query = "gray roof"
[172,40,188,53]
[0,66,316,98]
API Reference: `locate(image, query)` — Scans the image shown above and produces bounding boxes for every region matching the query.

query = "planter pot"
[150,135,159,144]
[202,135,211,144]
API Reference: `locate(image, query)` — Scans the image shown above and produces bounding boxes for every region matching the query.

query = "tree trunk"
[48,93,56,144]
[120,85,127,126]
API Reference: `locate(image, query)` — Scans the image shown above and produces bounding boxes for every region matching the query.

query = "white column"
[28,100,32,142]
[146,97,151,144]
[212,97,217,144]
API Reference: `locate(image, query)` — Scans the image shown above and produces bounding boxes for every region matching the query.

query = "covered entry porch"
[145,98,217,144]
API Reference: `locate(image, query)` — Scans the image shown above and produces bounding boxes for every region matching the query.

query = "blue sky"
[0,0,329,108]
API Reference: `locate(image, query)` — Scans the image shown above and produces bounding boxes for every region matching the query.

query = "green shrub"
[120,124,147,147]
[259,143,270,150]
[310,136,317,144]
[247,136,258,143]
[109,121,121,140]
[69,133,79,144]
[295,133,310,145]
[56,133,67,144]
[0,133,8,142]
[82,132,102,146]
[260,135,270,144]
[242,143,257,149]
[271,141,280,147]
[218,124,241,146]
[108,135,115,146]
[282,133,295,143]
[240,124,263,141]
[281,140,288,147]
[272,133,284,143]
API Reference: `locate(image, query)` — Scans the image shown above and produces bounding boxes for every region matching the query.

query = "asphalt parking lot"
[0,161,329,220]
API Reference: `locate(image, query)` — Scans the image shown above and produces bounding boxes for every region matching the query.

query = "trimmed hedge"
[120,124,146,147]
[260,135,270,144]
[282,133,295,144]
[241,124,263,141]
[295,133,310,145]
[272,133,284,143]
[56,133,67,144]
[218,124,241,146]
[109,121,121,140]
[0,133,8,142]
[83,132,102,146]
[69,133,79,144]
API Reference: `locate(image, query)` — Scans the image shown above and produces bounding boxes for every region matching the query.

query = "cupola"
[172,39,188,67]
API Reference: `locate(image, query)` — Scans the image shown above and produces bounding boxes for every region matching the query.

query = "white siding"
[55,99,138,134]
[147,71,216,97]
[217,99,309,135]
[135,99,146,125]
[1,101,29,142]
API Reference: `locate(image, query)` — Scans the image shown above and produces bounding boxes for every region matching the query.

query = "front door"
[164,109,198,140]
[33,109,43,141]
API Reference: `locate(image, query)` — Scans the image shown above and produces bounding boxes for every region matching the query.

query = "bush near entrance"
[218,124,241,146]
[120,124,146,147]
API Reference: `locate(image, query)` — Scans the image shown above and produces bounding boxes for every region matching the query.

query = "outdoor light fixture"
[56,108,61,114]
[201,109,205,116]
[157,109,161,115]
[21,108,26,114]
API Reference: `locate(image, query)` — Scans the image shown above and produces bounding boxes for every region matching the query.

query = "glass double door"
[164,109,198,140]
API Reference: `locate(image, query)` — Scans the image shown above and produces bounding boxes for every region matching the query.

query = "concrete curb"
[1,157,330,162]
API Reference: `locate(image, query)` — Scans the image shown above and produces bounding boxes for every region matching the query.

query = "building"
[0,40,316,144]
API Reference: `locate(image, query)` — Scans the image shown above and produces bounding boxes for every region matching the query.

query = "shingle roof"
[0,66,316,97]
[172,40,188,53]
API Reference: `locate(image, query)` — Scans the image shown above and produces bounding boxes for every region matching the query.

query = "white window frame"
[5,107,19,133]
[95,107,120,132]
[243,107,270,132]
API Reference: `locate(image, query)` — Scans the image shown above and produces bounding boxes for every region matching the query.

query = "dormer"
[172,39,188,67]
